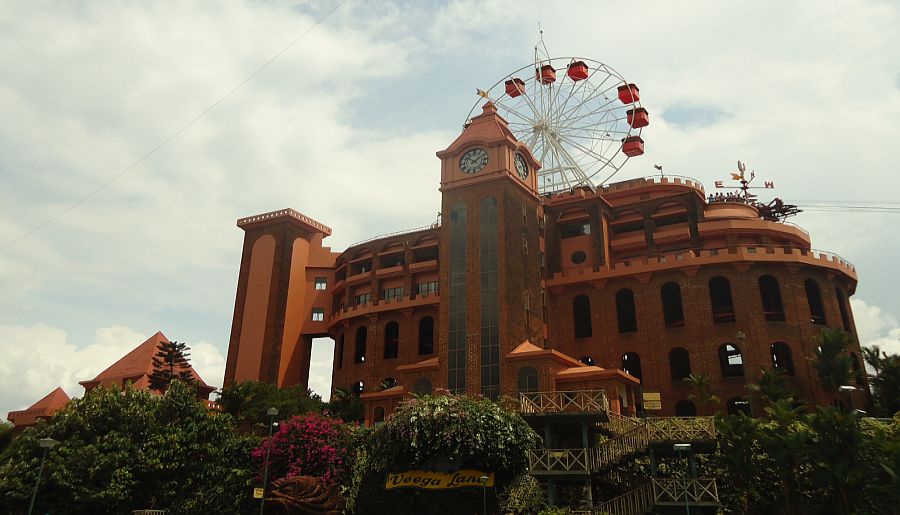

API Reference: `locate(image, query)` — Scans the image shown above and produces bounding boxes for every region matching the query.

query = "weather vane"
[712,160,800,221]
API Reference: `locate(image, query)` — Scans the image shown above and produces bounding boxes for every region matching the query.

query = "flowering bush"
[365,394,538,473]
[252,413,355,485]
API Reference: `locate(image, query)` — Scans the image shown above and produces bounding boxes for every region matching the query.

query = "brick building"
[223,102,865,425]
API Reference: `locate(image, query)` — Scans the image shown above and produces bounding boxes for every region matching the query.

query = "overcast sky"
[2,0,899,419]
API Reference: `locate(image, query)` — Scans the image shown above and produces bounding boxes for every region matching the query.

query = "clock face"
[514,153,529,180]
[459,148,488,174]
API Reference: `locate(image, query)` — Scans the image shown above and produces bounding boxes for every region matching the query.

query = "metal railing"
[519,390,609,415]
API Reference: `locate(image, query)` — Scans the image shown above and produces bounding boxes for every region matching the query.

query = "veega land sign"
[384,470,495,490]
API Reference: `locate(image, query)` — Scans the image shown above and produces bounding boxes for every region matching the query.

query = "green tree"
[747,368,794,407]
[217,381,322,432]
[759,399,813,514]
[863,347,900,416]
[325,386,363,424]
[683,372,720,409]
[0,381,257,514]
[0,421,12,455]
[812,328,854,394]
[149,339,194,391]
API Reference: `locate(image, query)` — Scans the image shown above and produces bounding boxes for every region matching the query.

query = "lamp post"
[480,475,489,515]
[838,385,862,415]
[259,407,278,515]
[673,443,692,515]
[27,437,57,515]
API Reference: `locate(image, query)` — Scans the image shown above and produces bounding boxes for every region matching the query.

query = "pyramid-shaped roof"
[437,102,519,157]
[79,331,213,396]
[6,387,70,428]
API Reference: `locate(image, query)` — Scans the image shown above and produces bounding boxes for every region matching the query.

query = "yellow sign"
[642,392,661,401]
[385,470,494,490]
[253,487,264,499]
[644,400,662,410]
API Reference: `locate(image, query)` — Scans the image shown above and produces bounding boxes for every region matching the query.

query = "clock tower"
[435,102,545,400]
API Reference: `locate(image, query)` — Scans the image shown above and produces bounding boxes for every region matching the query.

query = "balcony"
[519,390,609,415]
[328,293,439,326]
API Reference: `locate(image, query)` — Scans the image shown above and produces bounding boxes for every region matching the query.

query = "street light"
[673,443,692,515]
[259,407,279,515]
[839,385,862,415]
[27,437,57,515]
[480,475,489,515]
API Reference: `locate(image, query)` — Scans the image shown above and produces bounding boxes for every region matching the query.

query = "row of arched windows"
[336,316,435,368]
[618,341,798,384]
[572,275,848,336]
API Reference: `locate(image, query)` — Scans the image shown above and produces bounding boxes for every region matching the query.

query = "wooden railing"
[592,424,651,471]
[519,391,609,415]
[645,417,716,441]
[592,482,654,515]
[652,478,719,506]
[528,448,592,473]
[602,411,645,435]
[591,479,719,514]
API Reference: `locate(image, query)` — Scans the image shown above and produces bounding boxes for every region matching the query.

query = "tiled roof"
[6,387,70,428]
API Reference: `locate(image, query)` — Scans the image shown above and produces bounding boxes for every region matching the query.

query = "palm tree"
[747,368,793,407]
[812,328,854,393]
[684,373,720,409]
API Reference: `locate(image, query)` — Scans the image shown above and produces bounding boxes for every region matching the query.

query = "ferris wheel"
[466,42,649,194]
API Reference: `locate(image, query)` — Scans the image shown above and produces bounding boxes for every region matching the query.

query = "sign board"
[385,470,494,490]
[253,487,264,499]
[643,392,662,410]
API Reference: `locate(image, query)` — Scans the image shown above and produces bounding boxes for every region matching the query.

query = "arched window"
[336,333,344,369]
[770,342,795,376]
[759,275,785,321]
[621,352,642,381]
[616,289,638,333]
[383,321,399,359]
[719,343,745,377]
[373,406,385,425]
[418,316,434,355]
[352,381,364,395]
[517,366,539,394]
[413,377,433,396]
[805,279,827,325]
[675,400,697,416]
[709,277,736,323]
[836,287,852,332]
[661,282,685,328]
[354,327,367,364]
[669,347,692,382]
[726,397,751,416]
[573,295,593,338]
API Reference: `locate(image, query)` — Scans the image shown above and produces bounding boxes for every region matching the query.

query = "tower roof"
[79,331,214,395]
[436,102,519,158]
[6,387,70,428]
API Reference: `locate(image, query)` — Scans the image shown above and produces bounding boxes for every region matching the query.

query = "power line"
[0,0,346,255]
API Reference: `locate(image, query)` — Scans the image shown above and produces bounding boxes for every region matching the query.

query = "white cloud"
[851,298,900,356]
[0,324,227,422]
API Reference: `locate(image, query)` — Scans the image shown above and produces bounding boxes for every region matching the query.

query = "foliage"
[812,328,854,393]
[746,367,794,407]
[148,339,194,392]
[0,381,257,514]
[707,406,900,514]
[325,386,364,424]
[364,394,539,473]
[217,380,323,431]
[499,474,547,514]
[0,421,12,455]
[863,346,900,416]
[251,412,356,486]
[683,372,720,408]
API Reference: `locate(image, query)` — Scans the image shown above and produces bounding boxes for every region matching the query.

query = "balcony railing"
[528,448,592,473]
[645,417,717,441]
[592,424,651,471]
[652,478,719,506]
[519,390,609,415]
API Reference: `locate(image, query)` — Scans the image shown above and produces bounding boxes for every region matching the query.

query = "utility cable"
[0,0,346,255]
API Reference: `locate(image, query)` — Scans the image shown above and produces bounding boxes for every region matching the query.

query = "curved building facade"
[224,103,865,424]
